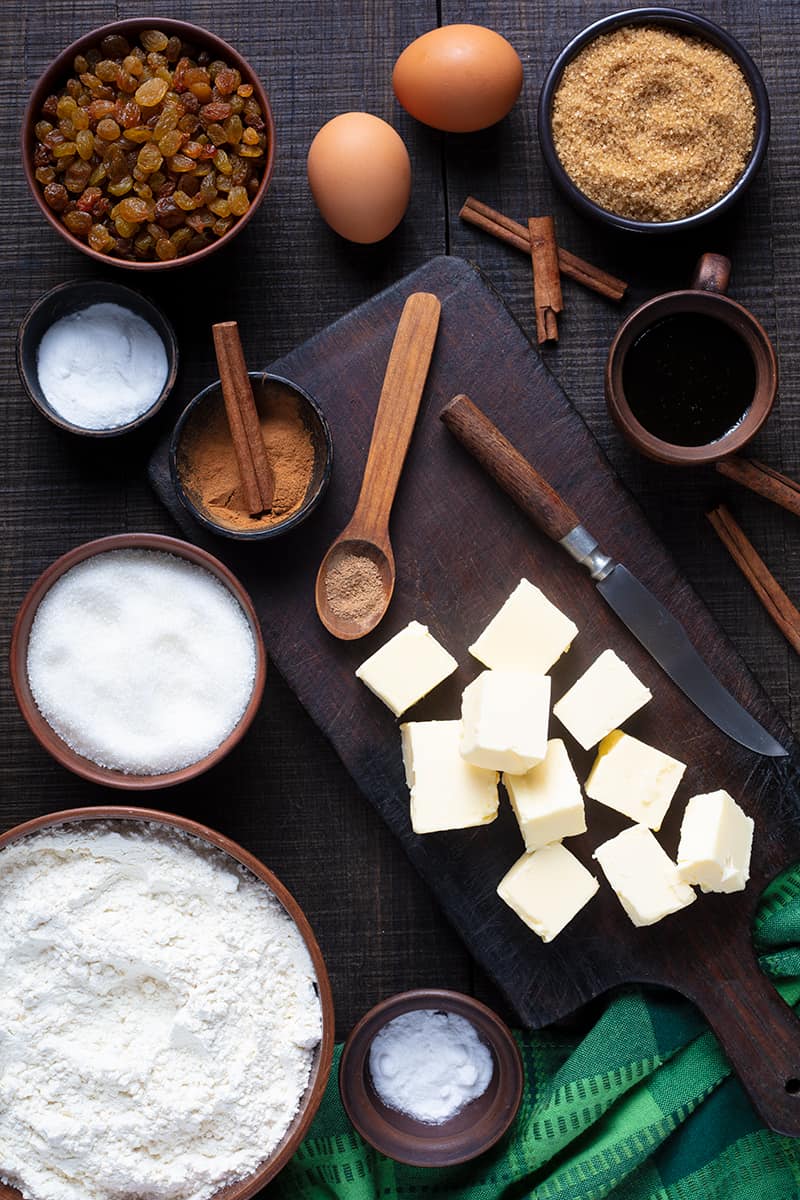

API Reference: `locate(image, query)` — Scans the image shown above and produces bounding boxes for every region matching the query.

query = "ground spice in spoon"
[179,381,315,531]
[325,552,385,622]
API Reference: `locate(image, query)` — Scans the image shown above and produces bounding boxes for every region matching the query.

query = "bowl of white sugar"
[10,533,266,788]
[16,280,178,436]
[0,806,335,1200]
[339,989,523,1167]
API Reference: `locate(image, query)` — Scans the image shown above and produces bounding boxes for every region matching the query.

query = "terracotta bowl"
[22,18,275,270]
[0,805,335,1200]
[537,7,770,234]
[9,533,266,789]
[339,989,523,1167]
[170,372,333,541]
[16,279,179,437]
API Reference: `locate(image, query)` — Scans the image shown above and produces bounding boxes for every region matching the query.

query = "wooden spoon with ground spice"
[315,292,441,640]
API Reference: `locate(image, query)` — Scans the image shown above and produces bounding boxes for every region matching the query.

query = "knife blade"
[440,394,787,757]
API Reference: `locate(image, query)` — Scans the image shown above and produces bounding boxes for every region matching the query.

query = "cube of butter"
[355,620,458,717]
[505,738,586,851]
[553,649,652,751]
[401,720,499,835]
[497,843,598,942]
[677,790,754,893]
[585,730,686,831]
[460,669,550,774]
[469,578,578,675]
[593,824,696,927]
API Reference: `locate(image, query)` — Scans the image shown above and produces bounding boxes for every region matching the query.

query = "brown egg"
[393,24,523,133]
[307,113,411,244]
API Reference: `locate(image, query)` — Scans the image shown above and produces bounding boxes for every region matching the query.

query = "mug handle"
[692,253,731,295]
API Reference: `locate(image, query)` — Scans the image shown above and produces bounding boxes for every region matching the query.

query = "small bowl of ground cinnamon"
[537,8,770,233]
[170,372,332,540]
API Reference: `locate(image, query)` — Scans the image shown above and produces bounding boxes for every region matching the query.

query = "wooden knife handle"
[440,394,580,542]
[677,941,800,1137]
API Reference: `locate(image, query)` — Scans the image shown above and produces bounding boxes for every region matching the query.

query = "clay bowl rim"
[536,6,771,235]
[9,532,267,790]
[16,278,180,438]
[339,988,523,1167]
[169,371,334,542]
[22,16,276,271]
[0,805,335,1200]
[605,288,778,465]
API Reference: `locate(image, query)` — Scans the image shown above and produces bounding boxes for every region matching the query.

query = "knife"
[440,394,787,757]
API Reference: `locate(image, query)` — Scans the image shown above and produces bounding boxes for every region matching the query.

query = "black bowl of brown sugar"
[537,8,770,234]
[170,372,333,541]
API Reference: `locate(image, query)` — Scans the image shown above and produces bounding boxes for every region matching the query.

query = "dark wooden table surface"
[4,0,799,1071]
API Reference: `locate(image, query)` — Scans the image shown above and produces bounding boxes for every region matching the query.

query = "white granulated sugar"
[36,302,169,430]
[0,822,322,1200]
[26,549,257,774]
[369,1009,494,1124]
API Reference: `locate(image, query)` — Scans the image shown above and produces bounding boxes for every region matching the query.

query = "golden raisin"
[140,29,169,52]
[135,77,169,107]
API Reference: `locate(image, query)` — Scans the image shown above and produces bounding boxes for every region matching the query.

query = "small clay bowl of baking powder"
[0,806,335,1200]
[16,279,179,437]
[170,372,333,541]
[9,533,266,790]
[339,989,523,1167]
[537,8,770,234]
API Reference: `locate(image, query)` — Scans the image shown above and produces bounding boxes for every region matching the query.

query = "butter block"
[677,790,754,893]
[469,578,578,675]
[594,824,696,927]
[355,620,458,717]
[505,738,586,851]
[553,649,652,750]
[497,843,599,942]
[401,720,499,835]
[585,730,686,831]
[460,669,550,774]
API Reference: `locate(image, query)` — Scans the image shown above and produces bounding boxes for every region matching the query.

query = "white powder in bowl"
[0,821,323,1200]
[369,1009,494,1124]
[36,302,169,430]
[26,549,257,775]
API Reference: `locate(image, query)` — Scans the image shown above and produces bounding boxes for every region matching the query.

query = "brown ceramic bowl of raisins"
[22,19,275,269]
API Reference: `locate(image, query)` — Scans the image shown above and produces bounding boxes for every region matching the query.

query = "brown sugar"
[179,381,316,531]
[551,25,756,222]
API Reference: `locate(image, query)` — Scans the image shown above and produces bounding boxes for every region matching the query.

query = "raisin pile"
[32,29,269,262]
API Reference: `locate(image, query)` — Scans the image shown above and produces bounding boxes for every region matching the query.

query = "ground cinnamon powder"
[325,552,384,622]
[179,381,316,531]
[552,25,755,222]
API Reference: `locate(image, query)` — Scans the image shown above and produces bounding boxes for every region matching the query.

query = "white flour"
[0,823,322,1200]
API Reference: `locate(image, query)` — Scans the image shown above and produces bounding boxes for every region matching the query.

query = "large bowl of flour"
[10,533,267,789]
[0,807,335,1200]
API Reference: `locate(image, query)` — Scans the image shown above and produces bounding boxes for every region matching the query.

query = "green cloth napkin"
[273,865,800,1199]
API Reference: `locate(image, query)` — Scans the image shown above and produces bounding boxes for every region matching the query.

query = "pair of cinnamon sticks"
[708,457,800,656]
[213,321,274,515]
[460,196,628,346]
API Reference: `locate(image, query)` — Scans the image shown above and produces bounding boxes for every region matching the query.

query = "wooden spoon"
[315,291,441,639]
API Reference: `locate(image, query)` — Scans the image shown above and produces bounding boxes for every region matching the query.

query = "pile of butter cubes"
[355,579,754,943]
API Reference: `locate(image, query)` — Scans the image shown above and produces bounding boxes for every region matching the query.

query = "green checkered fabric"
[274,866,800,1198]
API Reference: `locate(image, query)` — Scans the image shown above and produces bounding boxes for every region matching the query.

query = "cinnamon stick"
[529,216,562,343]
[716,457,800,519]
[212,321,274,515]
[707,504,800,655]
[459,197,627,301]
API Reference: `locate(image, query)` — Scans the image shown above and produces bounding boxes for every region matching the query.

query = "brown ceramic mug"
[605,254,778,465]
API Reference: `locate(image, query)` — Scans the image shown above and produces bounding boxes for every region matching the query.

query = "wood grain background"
[4,0,799,1078]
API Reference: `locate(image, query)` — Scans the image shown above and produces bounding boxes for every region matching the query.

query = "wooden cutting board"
[150,255,800,1135]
